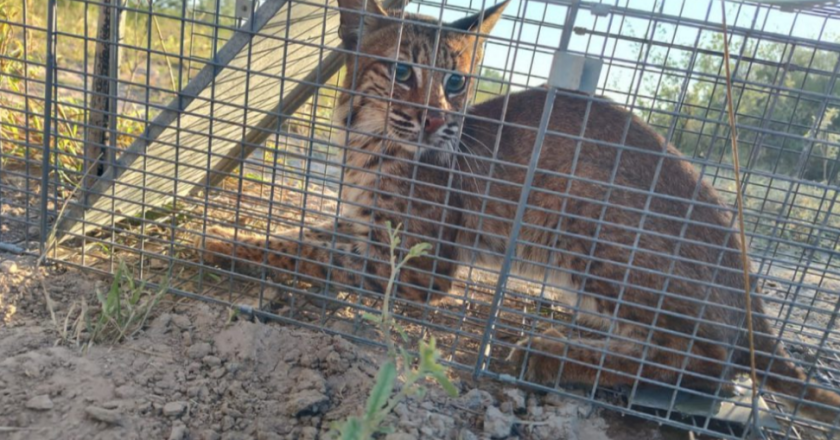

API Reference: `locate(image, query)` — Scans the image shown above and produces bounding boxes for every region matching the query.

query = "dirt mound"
[0,254,682,440]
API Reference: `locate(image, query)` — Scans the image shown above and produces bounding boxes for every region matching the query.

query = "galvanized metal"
[2,0,840,439]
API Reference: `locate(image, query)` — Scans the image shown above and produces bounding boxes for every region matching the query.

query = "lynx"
[199,0,840,422]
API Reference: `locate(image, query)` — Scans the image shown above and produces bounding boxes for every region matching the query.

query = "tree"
[631,33,840,185]
[474,67,510,104]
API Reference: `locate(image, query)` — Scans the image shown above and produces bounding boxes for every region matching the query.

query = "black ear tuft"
[337,0,389,49]
[447,0,509,35]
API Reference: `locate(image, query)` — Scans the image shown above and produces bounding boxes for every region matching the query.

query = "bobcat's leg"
[197,216,457,302]
[509,328,728,390]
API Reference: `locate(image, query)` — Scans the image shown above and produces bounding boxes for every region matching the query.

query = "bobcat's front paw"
[507,328,566,385]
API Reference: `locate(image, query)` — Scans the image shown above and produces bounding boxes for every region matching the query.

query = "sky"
[401,0,838,103]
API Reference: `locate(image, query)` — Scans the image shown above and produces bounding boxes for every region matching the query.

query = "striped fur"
[198,0,840,423]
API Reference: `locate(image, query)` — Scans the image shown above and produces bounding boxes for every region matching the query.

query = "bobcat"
[199,0,840,422]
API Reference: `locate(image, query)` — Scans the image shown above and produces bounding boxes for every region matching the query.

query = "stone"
[203,356,222,367]
[458,429,478,440]
[284,390,329,417]
[500,402,514,414]
[148,314,172,335]
[196,430,221,440]
[163,401,188,417]
[188,342,212,359]
[221,415,235,431]
[171,314,191,329]
[459,389,495,410]
[85,406,124,425]
[299,426,318,440]
[383,433,418,440]
[503,388,527,412]
[210,367,227,379]
[0,260,18,274]
[169,422,188,440]
[25,395,53,411]
[484,406,514,439]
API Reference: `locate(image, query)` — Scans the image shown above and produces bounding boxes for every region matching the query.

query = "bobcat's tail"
[195,226,274,277]
[742,316,840,425]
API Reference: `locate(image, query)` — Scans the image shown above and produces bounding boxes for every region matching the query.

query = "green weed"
[83,259,167,348]
[330,223,457,440]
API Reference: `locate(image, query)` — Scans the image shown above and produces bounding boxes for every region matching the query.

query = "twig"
[719,0,760,414]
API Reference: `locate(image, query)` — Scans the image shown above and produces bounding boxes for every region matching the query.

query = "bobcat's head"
[333,0,508,160]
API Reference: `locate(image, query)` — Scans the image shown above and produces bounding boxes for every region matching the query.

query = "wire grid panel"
[0,0,49,254]
[19,0,840,437]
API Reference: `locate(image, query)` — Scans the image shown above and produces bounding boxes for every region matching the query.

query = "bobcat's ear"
[337,0,389,49]
[447,0,509,36]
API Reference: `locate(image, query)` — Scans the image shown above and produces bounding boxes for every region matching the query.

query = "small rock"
[196,430,221,440]
[188,342,213,359]
[210,367,227,379]
[500,401,514,414]
[502,388,527,412]
[284,390,329,417]
[459,389,495,410]
[169,422,188,440]
[163,401,188,417]
[150,258,168,270]
[221,415,235,431]
[114,385,137,399]
[149,314,173,334]
[427,413,454,435]
[0,260,18,274]
[544,393,575,407]
[25,395,53,411]
[226,362,240,375]
[458,429,478,440]
[203,356,222,367]
[16,413,29,427]
[85,406,124,425]
[172,314,191,329]
[484,406,513,439]
[299,426,318,440]
[28,225,40,237]
[384,433,418,440]
[102,400,121,409]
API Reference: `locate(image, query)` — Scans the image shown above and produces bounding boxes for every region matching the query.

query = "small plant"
[330,222,457,440]
[83,259,167,348]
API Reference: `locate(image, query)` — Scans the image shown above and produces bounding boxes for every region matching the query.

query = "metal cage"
[2,0,840,438]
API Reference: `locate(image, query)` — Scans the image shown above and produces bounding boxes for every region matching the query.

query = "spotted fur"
[198,0,840,422]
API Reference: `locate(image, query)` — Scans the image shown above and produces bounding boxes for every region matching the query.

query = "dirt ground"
[0,250,700,440]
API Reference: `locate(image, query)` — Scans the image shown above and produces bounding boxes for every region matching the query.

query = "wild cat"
[198,0,840,422]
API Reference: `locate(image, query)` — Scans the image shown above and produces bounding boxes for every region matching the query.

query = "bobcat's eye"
[444,73,467,94]
[393,63,412,83]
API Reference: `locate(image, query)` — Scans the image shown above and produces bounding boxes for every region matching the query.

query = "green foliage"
[84,259,166,349]
[621,32,840,252]
[633,33,840,184]
[475,67,510,104]
[330,223,456,440]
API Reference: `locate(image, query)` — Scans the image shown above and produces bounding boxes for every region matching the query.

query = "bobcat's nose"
[424,111,446,134]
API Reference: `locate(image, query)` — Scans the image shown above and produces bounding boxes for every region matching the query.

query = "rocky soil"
[0,253,691,440]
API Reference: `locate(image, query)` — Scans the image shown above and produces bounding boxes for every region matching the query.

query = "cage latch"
[236,0,254,21]
[547,51,603,95]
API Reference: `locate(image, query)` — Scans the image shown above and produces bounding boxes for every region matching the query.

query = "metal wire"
[2,0,840,438]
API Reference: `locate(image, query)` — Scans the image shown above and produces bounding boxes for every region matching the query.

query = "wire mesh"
[2,0,840,438]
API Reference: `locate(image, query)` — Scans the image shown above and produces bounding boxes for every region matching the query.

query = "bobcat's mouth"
[386,115,459,152]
